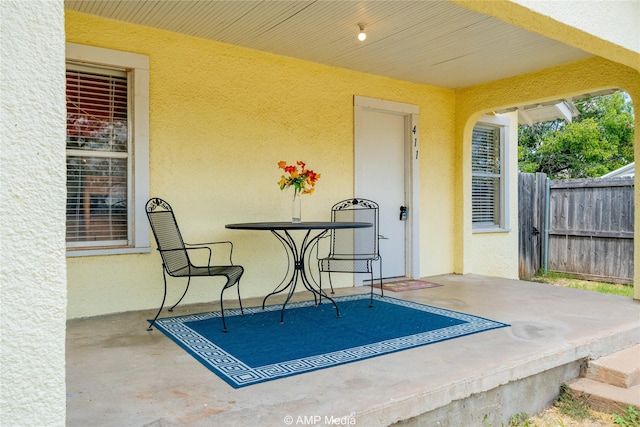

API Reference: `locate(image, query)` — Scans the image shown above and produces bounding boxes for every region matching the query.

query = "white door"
[354,96,419,283]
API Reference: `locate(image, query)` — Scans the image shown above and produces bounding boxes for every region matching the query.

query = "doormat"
[374,279,443,292]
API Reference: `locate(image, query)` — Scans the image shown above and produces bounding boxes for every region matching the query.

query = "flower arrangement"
[278,160,320,195]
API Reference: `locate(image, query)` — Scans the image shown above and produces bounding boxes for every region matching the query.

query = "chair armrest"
[184,241,235,265]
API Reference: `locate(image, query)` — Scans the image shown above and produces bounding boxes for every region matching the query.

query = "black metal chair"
[145,197,244,332]
[317,198,383,307]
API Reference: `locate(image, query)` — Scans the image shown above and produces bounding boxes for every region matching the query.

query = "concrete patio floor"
[66,274,640,427]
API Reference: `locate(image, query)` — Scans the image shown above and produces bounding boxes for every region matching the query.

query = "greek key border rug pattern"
[152,294,508,388]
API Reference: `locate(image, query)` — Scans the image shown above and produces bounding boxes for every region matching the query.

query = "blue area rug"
[152,294,509,388]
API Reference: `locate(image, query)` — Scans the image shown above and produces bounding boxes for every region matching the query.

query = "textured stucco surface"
[0,1,637,426]
[1,1,67,425]
[453,0,639,293]
[64,0,640,318]
[453,0,640,299]
[455,56,640,297]
[64,11,458,318]
[468,111,520,279]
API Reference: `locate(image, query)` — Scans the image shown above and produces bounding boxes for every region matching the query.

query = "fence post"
[543,176,550,273]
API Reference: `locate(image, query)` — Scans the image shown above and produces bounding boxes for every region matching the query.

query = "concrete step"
[585,344,640,388]
[566,345,640,414]
[567,377,640,414]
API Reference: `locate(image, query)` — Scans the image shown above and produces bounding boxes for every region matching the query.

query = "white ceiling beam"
[518,108,534,126]
[554,101,573,123]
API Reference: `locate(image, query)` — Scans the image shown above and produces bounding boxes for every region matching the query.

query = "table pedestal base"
[262,229,339,323]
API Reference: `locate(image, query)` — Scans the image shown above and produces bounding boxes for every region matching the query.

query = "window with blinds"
[472,124,502,228]
[66,63,130,246]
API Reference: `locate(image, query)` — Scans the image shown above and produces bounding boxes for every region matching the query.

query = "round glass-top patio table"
[225,221,372,323]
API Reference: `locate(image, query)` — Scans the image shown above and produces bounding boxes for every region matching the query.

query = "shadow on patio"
[66,274,640,427]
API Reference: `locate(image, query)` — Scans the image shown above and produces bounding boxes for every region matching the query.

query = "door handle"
[399,206,408,221]
[379,234,389,240]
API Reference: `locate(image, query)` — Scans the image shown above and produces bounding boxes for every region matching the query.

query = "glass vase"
[292,191,302,223]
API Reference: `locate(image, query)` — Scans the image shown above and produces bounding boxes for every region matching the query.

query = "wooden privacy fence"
[548,176,634,283]
[519,173,634,284]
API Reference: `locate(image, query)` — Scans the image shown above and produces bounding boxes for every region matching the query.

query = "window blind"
[66,63,130,245]
[472,125,501,226]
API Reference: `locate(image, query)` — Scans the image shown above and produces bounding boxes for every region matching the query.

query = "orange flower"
[306,170,319,183]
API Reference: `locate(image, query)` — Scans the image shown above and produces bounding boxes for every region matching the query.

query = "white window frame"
[66,43,150,256]
[472,114,510,232]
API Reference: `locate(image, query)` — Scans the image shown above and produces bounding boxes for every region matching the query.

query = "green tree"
[518,92,634,179]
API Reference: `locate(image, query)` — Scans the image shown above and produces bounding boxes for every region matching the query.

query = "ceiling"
[64,0,593,89]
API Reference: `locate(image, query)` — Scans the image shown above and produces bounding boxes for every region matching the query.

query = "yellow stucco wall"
[454,0,639,298]
[466,111,520,279]
[65,11,457,318]
[455,57,640,294]
[65,4,640,318]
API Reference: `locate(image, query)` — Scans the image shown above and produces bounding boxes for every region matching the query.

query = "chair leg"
[148,269,169,331]
[378,259,384,298]
[220,285,228,333]
[169,277,191,312]
[220,274,243,333]
[328,272,335,294]
[236,279,244,315]
[369,271,374,308]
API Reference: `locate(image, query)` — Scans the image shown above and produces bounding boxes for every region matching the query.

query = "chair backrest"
[330,198,379,258]
[146,198,191,275]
